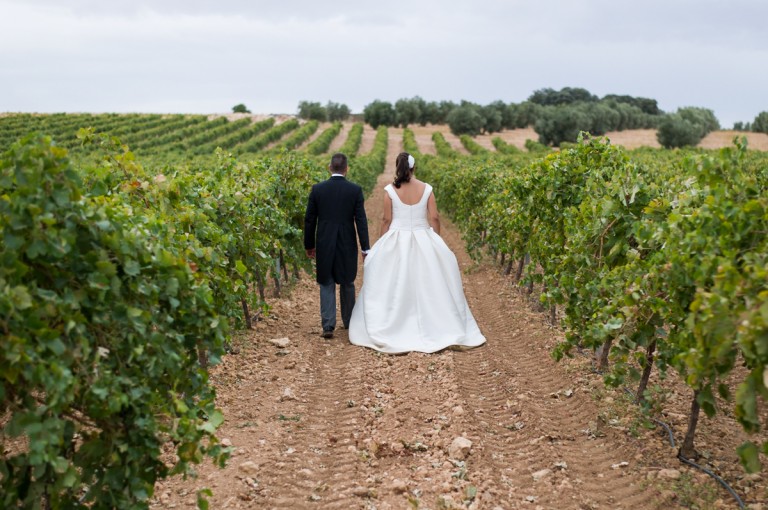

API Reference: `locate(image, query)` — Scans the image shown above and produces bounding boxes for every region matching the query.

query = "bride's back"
[393,178,427,206]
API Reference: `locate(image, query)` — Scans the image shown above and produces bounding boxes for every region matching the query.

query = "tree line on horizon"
[292,88,768,149]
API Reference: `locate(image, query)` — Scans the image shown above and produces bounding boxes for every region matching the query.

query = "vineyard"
[2,113,768,509]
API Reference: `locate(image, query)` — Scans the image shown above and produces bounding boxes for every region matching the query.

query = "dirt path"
[296,122,332,151]
[150,129,677,509]
[411,125,437,155]
[441,131,470,155]
[358,125,378,155]
[327,122,353,153]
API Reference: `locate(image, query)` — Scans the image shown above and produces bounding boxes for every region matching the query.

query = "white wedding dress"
[348,183,486,353]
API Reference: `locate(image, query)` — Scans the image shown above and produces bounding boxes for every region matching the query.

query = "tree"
[232,103,251,114]
[419,101,456,126]
[607,102,658,130]
[588,102,621,135]
[529,87,598,106]
[394,98,422,127]
[326,101,351,122]
[420,101,442,125]
[481,104,503,134]
[656,107,720,149]
[447,104,484,136]
[534,104,592,146]
[363,100,396,128]
[509,101,541,128]
[656,114,704,148]
[678,106,720,133]
[752,111,768,134]
[486,101,510,130]
[297,101,327,121]
[602,94,661,115]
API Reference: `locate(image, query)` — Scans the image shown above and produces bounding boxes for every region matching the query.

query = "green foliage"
[507,101,542,129]
[0,120,359,507]
[602,94,661,115]
[403,128,420,155]
[753,111,768,134]
[232,103,251,114]
[338,123,364,156]
[528,91,663,145]
[601,101,661,131]
[0,135,228,508]
[305,122,342,156]
[678,106,720,133]
[169,118,252,154]
[533,101,652,146]
[297,101,327,122]
[486,100,511,129]
[524,139,550,153]
[481,104,503,133]
[348,126,388,195]
[270,120,319,152]
[395,98,423,127]
[491,137,521,154]
[196,118,275,154]
[657,106,720,149]
[431,132,460,158]
[363,100,396,129]
[236,119,300,153]
[459,135,489,155]
[419,135,768,470]
[296,100,351,122]
[534,104,593,146]
[430,101,457,125]
[528,87,598,106]
[447,105,485,136]
[656,114,703,148]
[325,102,350,122]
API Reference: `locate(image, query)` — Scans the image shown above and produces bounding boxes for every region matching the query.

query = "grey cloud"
[0,0,766,126]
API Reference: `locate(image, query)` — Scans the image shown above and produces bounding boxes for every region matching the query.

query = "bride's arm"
[427,194,440,235]
[380,193,392,236]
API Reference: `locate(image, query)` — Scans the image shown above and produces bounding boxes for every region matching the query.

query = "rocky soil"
[151,129,767,509]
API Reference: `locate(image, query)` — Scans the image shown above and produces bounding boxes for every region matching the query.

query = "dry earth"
[358,125,379,155]
[328,122,354,153]
[151,129,767,510]
[367,124,768,153]
[296,122,332,151]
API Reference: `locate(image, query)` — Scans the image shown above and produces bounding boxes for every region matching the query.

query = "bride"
[348,152,486,353]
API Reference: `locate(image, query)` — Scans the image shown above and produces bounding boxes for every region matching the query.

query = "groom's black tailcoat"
[304,176,370,285]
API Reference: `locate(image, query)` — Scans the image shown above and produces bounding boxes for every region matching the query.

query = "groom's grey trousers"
[319,281,355,330]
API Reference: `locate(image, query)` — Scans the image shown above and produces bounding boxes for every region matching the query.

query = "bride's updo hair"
[394,152,414,189]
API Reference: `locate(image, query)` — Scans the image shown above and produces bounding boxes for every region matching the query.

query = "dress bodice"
[349,182,486,353]
[384,183,432,231]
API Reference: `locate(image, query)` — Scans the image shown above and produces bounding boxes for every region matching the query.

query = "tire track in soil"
[253,128,409,509]
[327,122,354,153]
[297,122,331,151]
[440,220,662,508]
[357,125,379,155]
[151,129,669,509]
[265,339,373,509]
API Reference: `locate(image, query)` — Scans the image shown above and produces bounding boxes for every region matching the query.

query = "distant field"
[2,113,766,156]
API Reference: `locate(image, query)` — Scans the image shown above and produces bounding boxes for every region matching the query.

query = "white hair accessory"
[408,154,415,169]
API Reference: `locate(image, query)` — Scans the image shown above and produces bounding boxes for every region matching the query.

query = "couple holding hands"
[304,152,485,354]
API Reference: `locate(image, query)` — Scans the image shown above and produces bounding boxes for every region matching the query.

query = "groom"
[304,153,370,338]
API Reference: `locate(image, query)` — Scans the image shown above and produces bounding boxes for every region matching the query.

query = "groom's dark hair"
[330,153,348,173]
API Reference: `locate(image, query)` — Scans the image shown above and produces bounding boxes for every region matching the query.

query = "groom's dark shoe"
[322,328,334,339]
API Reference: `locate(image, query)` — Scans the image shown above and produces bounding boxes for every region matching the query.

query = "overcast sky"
[1,0,766,127]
